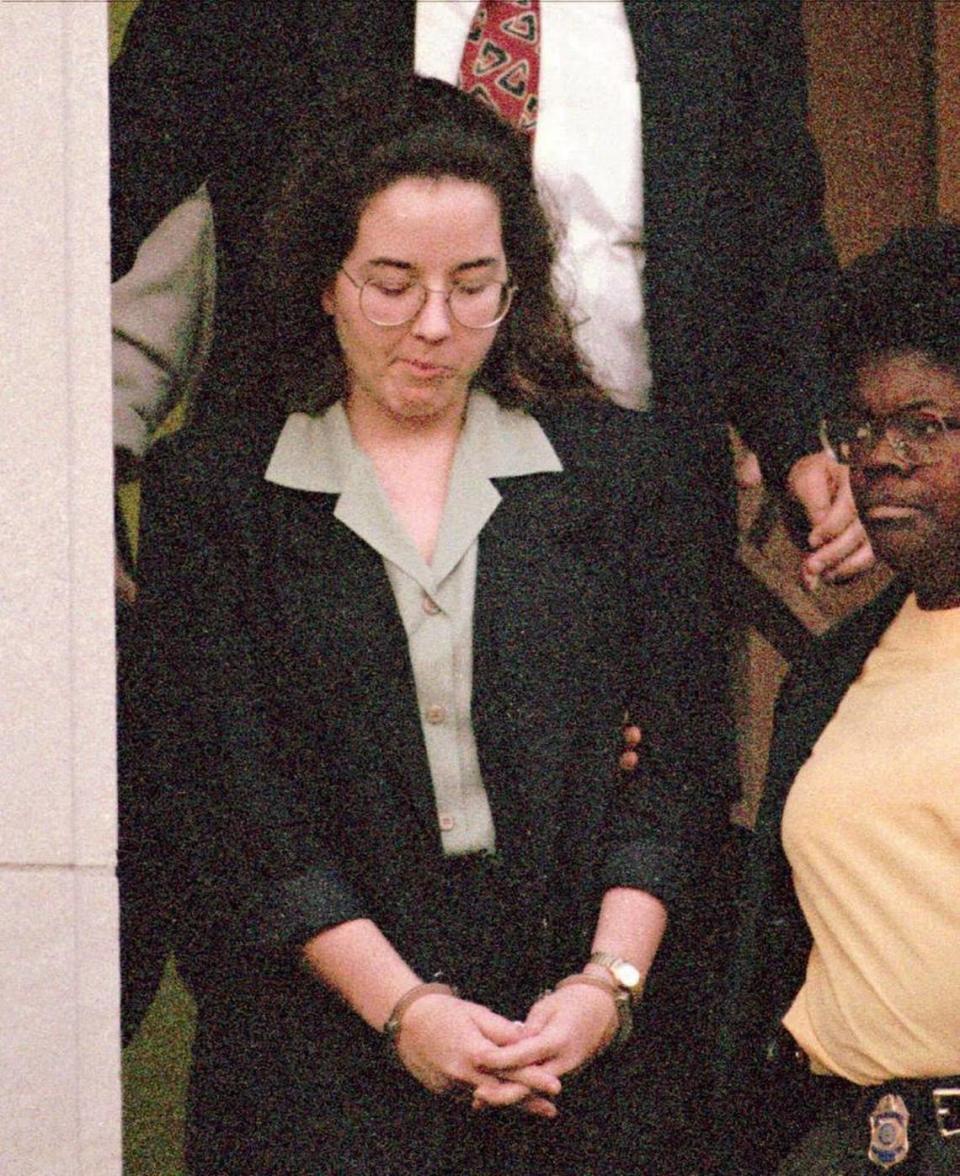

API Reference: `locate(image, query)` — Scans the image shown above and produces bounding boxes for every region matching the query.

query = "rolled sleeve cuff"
[227,866,369,956]
[600,841,702,909]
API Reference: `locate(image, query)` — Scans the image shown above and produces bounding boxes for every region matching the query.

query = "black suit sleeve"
[121,432,368,983]
[110,0,305,280]
[725,0,840,485]
[599,416,737,905]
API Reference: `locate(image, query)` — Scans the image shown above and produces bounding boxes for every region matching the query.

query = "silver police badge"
[868,1092,910,1169]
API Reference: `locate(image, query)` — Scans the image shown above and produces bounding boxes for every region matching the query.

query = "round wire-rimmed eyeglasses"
[339,268,517,330]
[821,409,960,467]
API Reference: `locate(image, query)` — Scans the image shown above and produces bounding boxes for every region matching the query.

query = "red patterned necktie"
[458,1,540,138]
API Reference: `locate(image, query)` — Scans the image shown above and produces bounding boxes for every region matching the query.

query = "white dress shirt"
[415,0,650,408]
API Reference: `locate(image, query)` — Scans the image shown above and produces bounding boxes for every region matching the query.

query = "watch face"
[612,960,642,991]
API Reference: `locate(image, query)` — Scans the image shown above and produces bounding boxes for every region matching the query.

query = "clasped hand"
[393,985,618,1119]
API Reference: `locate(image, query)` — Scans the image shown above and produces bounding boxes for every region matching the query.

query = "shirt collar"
[263,399,354,493]
[263,390,563,493]
[265,391,563,590]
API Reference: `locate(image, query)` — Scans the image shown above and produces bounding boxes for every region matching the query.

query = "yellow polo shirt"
[782,593,960,1083]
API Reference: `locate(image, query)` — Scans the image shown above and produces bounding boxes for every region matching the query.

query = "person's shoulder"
[533,399,673,476]
[142,413,282,506]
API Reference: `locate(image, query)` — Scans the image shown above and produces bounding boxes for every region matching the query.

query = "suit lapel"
[241,429,622,862]
[258,481,442,838]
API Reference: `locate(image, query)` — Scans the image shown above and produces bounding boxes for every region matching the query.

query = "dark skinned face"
[849,353,960,609]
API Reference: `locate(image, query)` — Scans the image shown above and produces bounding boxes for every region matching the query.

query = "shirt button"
[438,813,456,831]
[422,595,441,616]
[425,704,447,724]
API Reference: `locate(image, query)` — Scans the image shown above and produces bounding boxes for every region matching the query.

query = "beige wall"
[1,5,120,1173]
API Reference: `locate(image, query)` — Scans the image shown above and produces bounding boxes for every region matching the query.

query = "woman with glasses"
[124,76,726,1175]
[715,223,960,1175]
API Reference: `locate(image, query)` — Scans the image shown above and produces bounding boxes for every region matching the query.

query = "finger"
[473,1064,562,1104]
[470,1072,557,1105]
[800,566,822,594]
[821,541,876,584]
[807,495,860,549]
[802,536,874,593]
[803,523,869,577]
[472,1073,547,1106]
[805,531,863,576]
[494,1061,563,1096]
[788,451,845,530]
[471,1090,558,1119]
[518,1095,558,1119]
[792,471,834,527]
[470,1009,528,1047]
[734,450,762,488]
[476,1032,560,1076]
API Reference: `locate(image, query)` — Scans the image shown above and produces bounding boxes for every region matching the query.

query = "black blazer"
[122,399,733,1165]
[127,399,732,961]
[110,0,838,531]
[711,577,910,1170]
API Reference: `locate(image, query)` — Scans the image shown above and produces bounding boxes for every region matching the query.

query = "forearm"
[110,0,244,277]
[727,0,838,482]
[302,917,422,1032]
[587,886,667,981]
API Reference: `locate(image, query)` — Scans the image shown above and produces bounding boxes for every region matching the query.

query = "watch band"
[589,951,645,1002]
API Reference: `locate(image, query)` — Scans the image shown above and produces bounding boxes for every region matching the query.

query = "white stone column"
[1,4,120,1173]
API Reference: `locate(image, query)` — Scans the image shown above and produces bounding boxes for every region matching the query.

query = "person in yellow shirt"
[716,223,960,1175]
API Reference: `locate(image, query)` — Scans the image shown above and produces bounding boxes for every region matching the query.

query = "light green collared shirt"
[264,391,563,855]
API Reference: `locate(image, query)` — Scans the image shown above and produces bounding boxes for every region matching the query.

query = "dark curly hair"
[827,222,960,393]
[254,74,600,414]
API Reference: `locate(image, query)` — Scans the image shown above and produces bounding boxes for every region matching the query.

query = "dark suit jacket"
[122,399,733,1167]
[710,578,910,1172]
[110,0,838,535]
